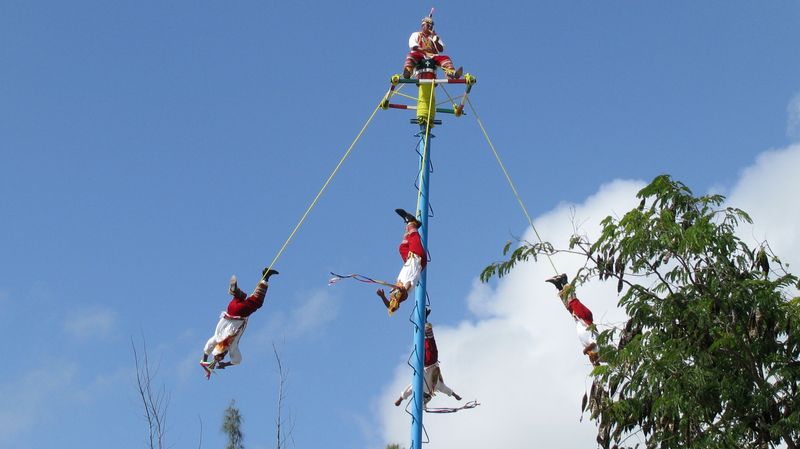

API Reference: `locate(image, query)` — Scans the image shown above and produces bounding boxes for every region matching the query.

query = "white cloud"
[376,144,800,449]
[788,94,800,141]
[728,143,800,267]
[63,306,118,339]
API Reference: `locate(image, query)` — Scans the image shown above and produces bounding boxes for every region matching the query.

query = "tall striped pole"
[410,127,432,449]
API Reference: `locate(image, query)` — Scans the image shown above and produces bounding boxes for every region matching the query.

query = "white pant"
[397,252,423,292]
[203,312,249,365]
[399,363,455,404]
[575,319,595,349]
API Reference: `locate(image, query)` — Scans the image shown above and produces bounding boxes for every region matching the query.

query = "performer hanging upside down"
[402,15,463,80]
[395,321,462,407]
[546,273,600,366]
[376,208,427,315]
[200,268,279,377]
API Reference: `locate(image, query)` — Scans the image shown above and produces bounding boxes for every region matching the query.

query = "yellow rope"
[465,96,559,274]
[380,83,409,107]
[262,92,388,279]
[388,83,416,102]
[436,97,461,107]
[438,85,460,106]
[394,91,418,102]
[415,81,437,219]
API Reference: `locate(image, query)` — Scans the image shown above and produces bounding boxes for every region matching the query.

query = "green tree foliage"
[222,400,245,449]
[483,175,800,448]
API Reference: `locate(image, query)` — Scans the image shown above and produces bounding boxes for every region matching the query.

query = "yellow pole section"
[416,83,435,124]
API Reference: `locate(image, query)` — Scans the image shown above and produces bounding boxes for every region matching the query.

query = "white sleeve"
[409,32,420,49]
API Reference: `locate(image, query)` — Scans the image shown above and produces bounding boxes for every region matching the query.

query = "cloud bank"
[728,143,800,257]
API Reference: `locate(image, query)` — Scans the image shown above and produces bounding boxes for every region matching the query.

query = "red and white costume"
[203,281,268,365]
[403,30,456,77]
[560,288,599,363]
[398,324,458,404]
[569,297,596,350]
[396,222,427,293]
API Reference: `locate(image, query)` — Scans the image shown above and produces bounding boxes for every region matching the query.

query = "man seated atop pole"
[200,267,279,377]
[402,15,463,80]
[376,208,426,315]
[545,273,600,366]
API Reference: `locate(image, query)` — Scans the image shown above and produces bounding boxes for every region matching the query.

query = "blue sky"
[2,1,800,449]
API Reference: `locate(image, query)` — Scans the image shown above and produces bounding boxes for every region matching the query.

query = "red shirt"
[567,297,593,325]
[399,228,427,268]
[424,335,439,367]
[226,294,264,318]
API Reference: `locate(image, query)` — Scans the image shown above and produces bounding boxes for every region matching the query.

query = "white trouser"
[396,253,423,292]
[203,312,249,365]
[399,363,455,404]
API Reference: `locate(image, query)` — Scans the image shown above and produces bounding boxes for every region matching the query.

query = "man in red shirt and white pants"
[376,208,427,315]
[200,268,278,377]
[395,321,463,407]
[546,273,600,366]
[402,15,462,80]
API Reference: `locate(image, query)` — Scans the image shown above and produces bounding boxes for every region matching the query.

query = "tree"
[132,337,169,449]
[222,400,245,449]
[273,343,295,449]
[482,175,800,449]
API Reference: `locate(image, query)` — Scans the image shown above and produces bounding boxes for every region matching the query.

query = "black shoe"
[545,273,568,291]
[262,268,279,280]
[395,208,421,226]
